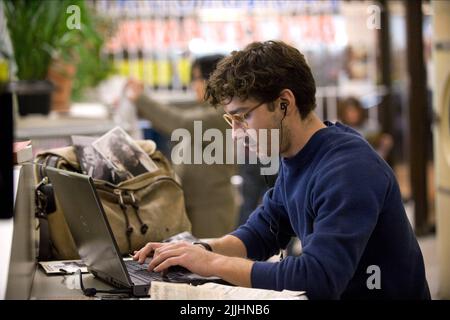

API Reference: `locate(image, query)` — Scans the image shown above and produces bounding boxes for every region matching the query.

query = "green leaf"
[4,0,113,93]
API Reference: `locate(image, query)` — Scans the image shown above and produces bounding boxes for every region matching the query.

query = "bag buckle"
[35,176,56,218]
[114,189,126,208]
[128,191,148,235]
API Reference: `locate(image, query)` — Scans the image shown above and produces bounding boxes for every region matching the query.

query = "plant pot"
[47,59,77,113]
[10,80,54,116]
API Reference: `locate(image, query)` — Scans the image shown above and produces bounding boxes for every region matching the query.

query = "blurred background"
[1,0,449,299]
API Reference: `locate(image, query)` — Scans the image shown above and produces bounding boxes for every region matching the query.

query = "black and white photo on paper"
[71,135,127,184]
[92,127,158,178]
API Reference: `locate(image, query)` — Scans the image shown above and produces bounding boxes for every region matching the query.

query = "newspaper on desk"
[150,281,307,300]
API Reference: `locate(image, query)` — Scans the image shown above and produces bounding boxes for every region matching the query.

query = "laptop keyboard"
[125,260,164,283]
[125,259,198,283]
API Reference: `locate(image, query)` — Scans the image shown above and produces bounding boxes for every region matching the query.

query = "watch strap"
[193,241,213,252]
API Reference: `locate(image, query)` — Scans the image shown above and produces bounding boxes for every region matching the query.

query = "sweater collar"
[282,121,338,169]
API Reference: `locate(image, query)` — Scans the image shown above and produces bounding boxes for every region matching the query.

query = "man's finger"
[148,247,185,271]
[153,256,184,273]
[137,242,164,264]
[153,241,185,257]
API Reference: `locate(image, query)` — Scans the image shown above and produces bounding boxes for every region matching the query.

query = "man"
[113,143,148,177]
[80,145,113,182]
[133,41,430,300]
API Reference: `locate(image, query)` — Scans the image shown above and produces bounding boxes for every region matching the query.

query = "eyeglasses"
[223,101,266,128]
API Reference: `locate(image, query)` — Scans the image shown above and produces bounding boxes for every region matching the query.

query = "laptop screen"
[46,167,131,288]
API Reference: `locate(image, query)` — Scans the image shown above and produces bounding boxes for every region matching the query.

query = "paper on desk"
[39,260,88,274]
[150,281,307,300]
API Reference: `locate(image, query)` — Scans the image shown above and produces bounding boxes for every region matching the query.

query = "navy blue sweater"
[231,122,430,300]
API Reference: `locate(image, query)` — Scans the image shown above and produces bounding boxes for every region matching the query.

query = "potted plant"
[4,0,112,115]
[46,1,114,112]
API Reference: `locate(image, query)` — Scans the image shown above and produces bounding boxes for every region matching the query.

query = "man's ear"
[279,89,296,116]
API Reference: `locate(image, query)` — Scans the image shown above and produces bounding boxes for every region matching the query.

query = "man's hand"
[145,241,216,277]
[133,237,254,288]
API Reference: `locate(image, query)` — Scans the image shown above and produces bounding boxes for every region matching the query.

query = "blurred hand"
[379,133,393,150]
[377,133,394,159]
[125,78,145,103]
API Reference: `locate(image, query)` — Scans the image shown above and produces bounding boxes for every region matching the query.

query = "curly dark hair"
[204,40,316,119]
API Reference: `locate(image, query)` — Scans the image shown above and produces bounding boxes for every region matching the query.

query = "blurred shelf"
[16,116,116,139]
[14,103,117,155]
[15,103,115,140]
[147,89,197,107]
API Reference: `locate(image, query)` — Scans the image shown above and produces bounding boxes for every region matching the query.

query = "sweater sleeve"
[230,173,295,261]
[250,158,390,299]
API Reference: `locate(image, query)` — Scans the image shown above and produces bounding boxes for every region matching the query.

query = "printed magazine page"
[71,135,127,184]
[92,127,158,178]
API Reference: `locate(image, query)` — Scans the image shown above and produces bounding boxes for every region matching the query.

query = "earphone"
[278,101,288,155]
[280,102,288,116]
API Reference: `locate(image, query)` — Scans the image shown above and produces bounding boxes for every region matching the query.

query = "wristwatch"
[192,241,213,252]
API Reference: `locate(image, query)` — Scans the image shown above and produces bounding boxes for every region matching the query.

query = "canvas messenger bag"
[34,140,192,260]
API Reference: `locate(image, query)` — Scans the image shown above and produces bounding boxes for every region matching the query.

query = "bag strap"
[37,218,52,260]
[129,191,148,235]
[130,205,148,235]
[115,190,149,253]
[35,146,79,171]
[119,204,133,254]
[116,190,133,253]
[35,176,53,260]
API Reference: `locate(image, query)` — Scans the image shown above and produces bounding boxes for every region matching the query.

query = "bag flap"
[35,146,80,170]
[36,139,157,172]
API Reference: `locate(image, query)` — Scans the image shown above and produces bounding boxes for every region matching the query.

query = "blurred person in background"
[338,97,393,160]
[126,54,238,239]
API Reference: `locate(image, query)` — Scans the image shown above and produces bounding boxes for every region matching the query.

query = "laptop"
[46,167,222,297]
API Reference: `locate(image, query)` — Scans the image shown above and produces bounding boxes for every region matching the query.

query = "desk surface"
[0,167,24,300]
[0,219,14,300]
[30,267,120,300]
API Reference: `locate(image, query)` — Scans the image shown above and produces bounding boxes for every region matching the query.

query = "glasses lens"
[223,112,251,128]
[234,115,247,128]
[223,114,233,127]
